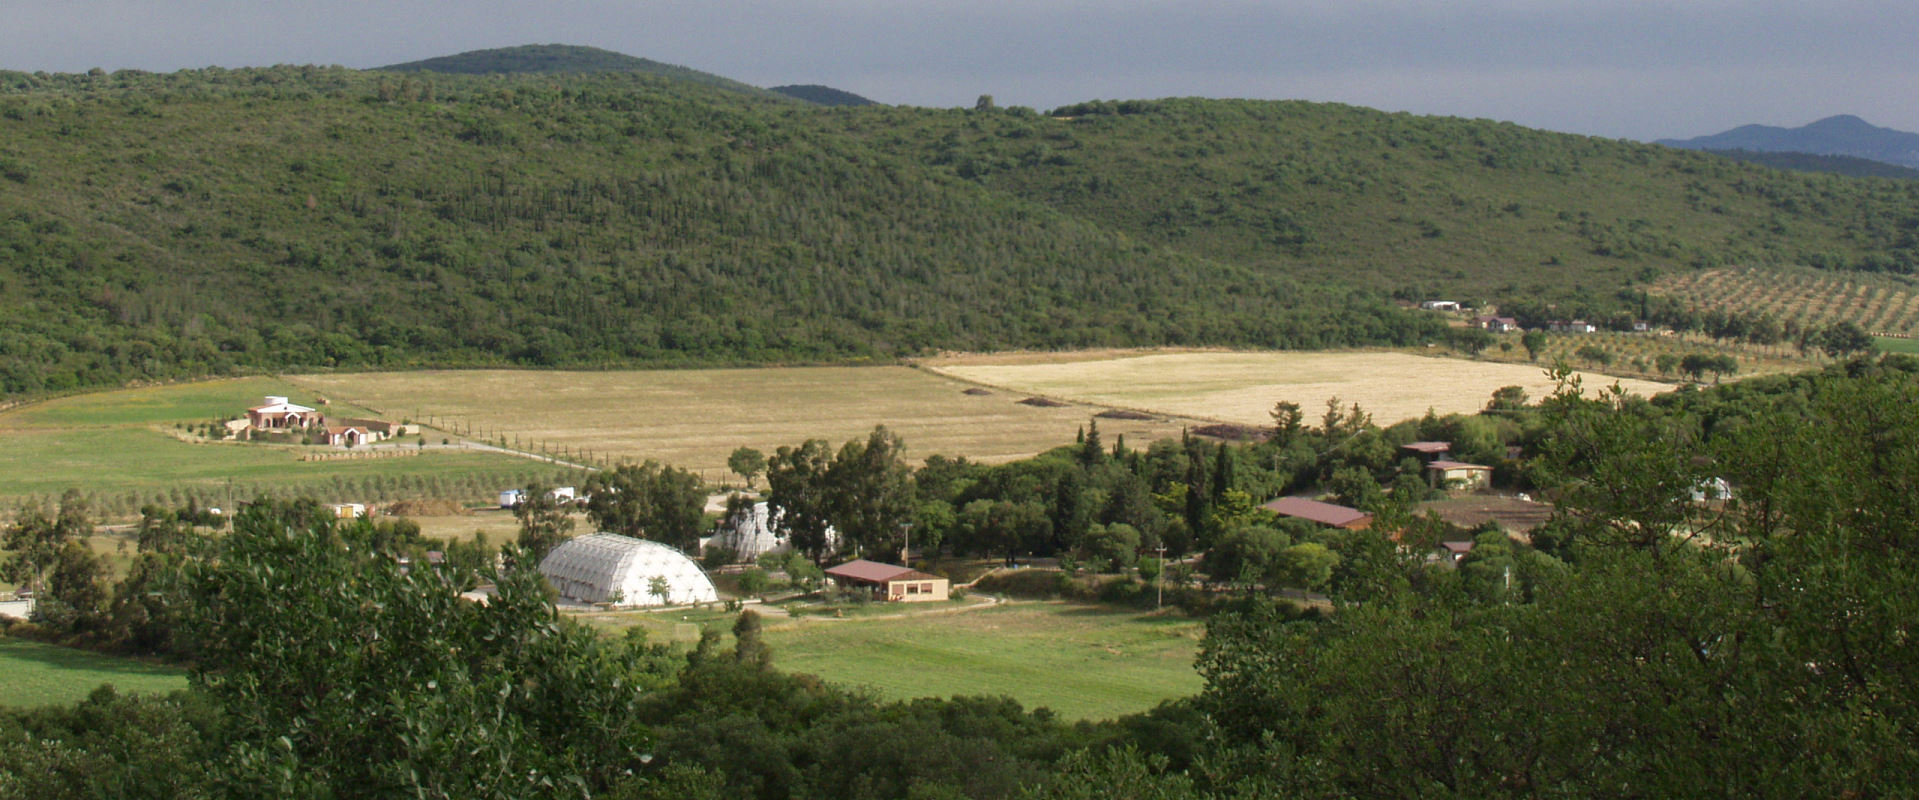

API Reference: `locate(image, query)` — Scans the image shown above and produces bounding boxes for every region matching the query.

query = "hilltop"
[379,43,782,98]
[0,67,1916,398]
[769,84,877,106]
[1659,115,1919,170]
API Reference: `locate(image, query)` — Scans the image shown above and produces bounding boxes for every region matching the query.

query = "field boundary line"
[910,363,1242,428]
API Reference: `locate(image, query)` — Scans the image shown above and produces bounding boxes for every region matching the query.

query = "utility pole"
[900,523,913,566]
[1155,543,1168,610]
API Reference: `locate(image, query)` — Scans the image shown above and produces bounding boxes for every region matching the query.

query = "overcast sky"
[7,1,1917,141]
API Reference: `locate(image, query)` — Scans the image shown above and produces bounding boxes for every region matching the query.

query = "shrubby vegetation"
[6,65,1918,398]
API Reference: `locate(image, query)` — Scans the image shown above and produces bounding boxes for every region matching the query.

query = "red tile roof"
[825,559,915,583]
[1261,497,1372,528]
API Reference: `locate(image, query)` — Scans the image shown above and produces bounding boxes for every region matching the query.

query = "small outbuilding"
[825,559,950,602]
[539,533,719,607]
[1474,315,1519,333]
[1426,460,1493,491]
[1261,497,1373,530]
[325,503,367,519]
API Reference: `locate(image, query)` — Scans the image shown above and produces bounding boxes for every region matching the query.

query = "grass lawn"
[766,602,1204,720]
[1874,336,1919,355]
[0,638,189,708]
[590,600,1204,721]
[0,378,567,508]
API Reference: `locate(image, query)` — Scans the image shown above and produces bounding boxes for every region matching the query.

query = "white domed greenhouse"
[537,533,719,608]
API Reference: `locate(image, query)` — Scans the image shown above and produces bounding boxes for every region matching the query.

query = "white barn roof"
[538,533,719,607]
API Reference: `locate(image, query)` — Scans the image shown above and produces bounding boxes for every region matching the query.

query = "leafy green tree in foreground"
[181,499,674,798]
[1196,364,1919,797]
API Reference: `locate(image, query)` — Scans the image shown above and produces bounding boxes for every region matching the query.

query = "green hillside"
[837,98,1919,298]
[770,84,878,106]
[1,66,1917,399]
[379,44,782,99]
[0,67,1431,397]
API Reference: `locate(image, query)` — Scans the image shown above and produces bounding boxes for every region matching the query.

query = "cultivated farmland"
[1654,266,1919,335]
[288,367,1196,478]
[0,377,570,510]
[925,351,1673,427]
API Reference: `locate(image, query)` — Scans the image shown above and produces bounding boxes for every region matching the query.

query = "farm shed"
[318,426,372,447]
[825,559,950,602]
[1474,315,1518,332]
[1402,441,1451,462]
[324,503,366,519]
[538,533,718,607]
[1261,497,1373,530]
[1426,460,1493,491]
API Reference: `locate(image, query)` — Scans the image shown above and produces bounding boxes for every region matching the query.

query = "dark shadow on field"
[1048,604,1180,620]
[0,638,186,680]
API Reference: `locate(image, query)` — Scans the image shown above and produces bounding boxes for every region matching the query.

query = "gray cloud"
[5,1,1916,140]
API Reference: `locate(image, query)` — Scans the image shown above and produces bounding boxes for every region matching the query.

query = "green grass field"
[592,600,1205,721]
[0,638,189,708]
[1874,336,1919,355]
[768,603,1204,720]
[0,377,568,510]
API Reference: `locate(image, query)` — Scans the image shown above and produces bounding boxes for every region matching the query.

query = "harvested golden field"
[288,367,1194,477]
[925,350,1674,426]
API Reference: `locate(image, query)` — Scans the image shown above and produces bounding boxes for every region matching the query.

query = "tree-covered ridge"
[378,43,785,100]
[3,67,1919,397]
[768,84,878,106]
[848,98,1919,298]
[0,68,1441,397]
[1701,148,1919,180]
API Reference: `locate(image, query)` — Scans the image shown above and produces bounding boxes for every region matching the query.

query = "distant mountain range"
[1659,115,1919,171]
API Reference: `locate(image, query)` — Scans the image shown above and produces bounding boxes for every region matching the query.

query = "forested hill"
[378,44,782,100]
[846,99,1919,298]
[1,67,1917,397]
[769,84,878,106]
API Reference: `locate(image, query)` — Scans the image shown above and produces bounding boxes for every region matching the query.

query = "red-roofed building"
[1426,460,1493,491]
[825,559,951,602]
[1402,441,1451,463]
[1261,497,1373,530]
[246,396,323,430]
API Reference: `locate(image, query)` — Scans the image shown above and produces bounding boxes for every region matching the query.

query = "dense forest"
[2,63,1917,398]
[4,357,1916,797]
